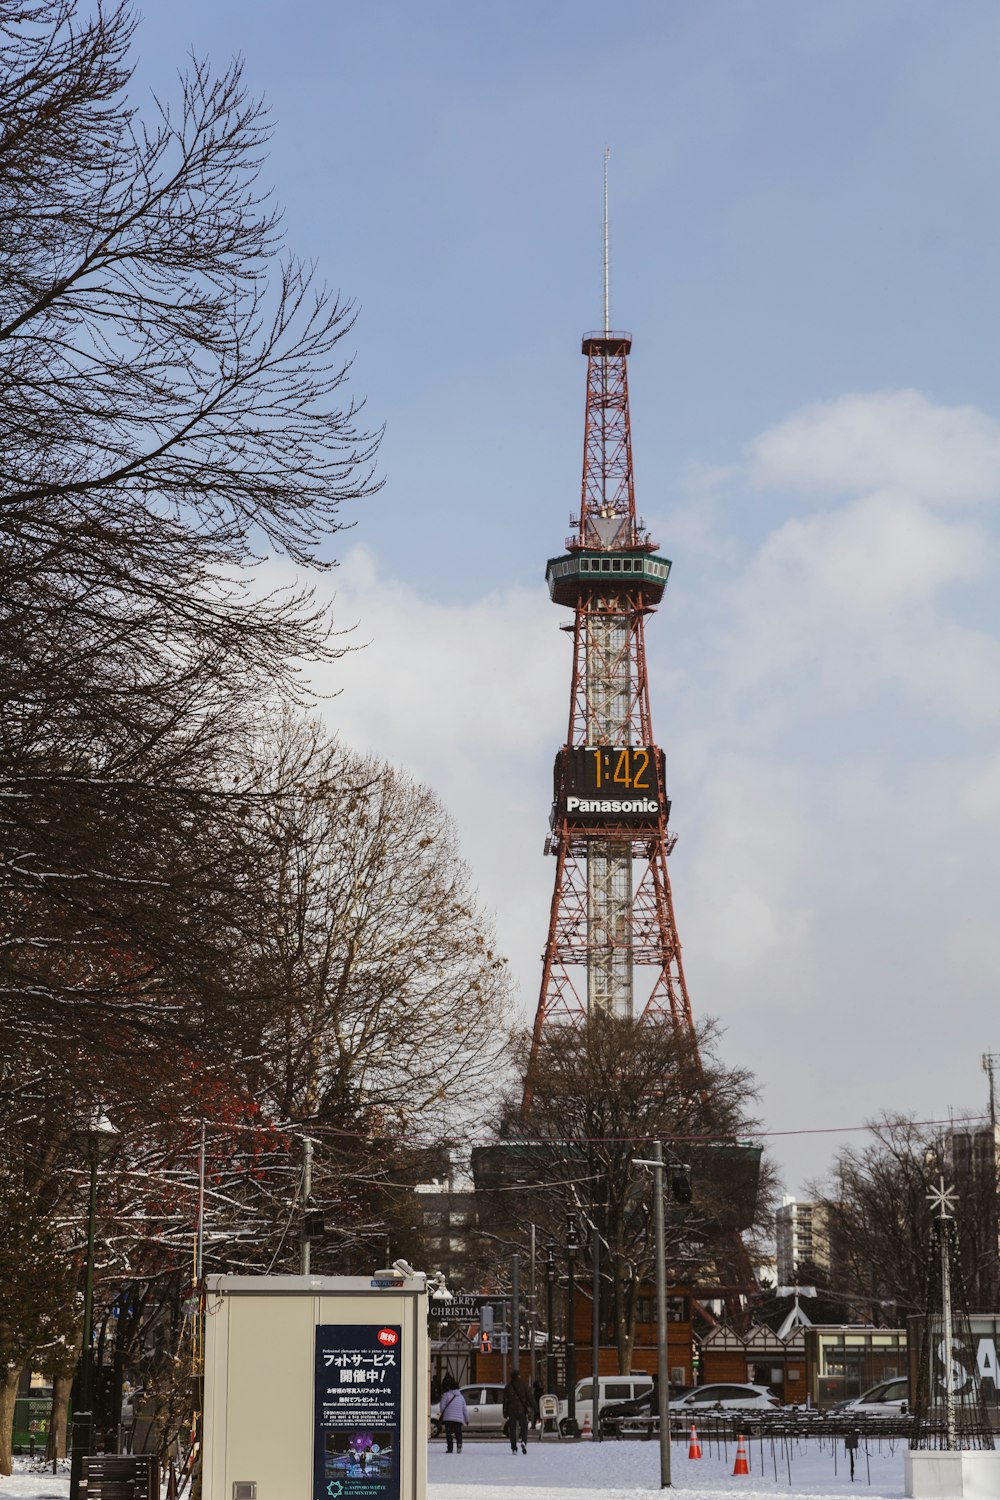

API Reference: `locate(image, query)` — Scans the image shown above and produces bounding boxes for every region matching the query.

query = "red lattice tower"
[527,324,699,1068]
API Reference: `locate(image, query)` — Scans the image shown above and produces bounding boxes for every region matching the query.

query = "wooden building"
[473,1282,695,1390]
[699,1323,807,1405]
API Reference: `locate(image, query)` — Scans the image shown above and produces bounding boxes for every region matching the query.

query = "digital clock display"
[557,745,667,824]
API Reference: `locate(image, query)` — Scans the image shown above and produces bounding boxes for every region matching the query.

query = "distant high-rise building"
[776,1197,832,1285]
[943,1123,1000,1180]
[941,1123,1000,1310]
[413,1176,478,1289]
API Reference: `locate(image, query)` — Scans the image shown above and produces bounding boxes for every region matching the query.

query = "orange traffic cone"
[581,1411,592,1438]
[732,1433,750,1476]
[688,1425,702,1459]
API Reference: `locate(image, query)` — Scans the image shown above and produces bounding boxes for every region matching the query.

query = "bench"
[82,1455,160,1499]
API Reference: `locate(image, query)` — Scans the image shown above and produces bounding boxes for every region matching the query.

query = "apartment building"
[776,1196,832,1284]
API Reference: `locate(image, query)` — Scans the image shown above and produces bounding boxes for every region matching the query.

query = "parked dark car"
[599,1384,691,1436]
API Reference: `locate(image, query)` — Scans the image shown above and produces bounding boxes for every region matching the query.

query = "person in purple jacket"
[438,1380,469,1453]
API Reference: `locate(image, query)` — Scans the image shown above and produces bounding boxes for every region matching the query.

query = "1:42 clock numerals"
[590,747,651,791]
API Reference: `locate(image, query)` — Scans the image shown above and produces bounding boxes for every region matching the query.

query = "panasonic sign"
[567,797,659,815]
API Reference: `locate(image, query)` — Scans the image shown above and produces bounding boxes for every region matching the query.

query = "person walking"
[438,1380,468,1454]
[503,1370,537,1454]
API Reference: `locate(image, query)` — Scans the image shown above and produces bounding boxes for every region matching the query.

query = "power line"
[160,1110,993,1148]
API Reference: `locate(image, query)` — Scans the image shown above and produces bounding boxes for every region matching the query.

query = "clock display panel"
[558,745,666,824]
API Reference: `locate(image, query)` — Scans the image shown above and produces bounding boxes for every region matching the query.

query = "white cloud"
[749,390,1000,506]
[964,756,1000,821]
[719,481,998,725]
[682,759,813,972]
[669,392,1000,1187]
[315,546,564,768]
[752,491,984,615]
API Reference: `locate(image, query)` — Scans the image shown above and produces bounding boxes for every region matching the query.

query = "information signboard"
[314,1324,402,1500]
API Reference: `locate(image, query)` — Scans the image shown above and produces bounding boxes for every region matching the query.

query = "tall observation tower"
[527,157,699,1070]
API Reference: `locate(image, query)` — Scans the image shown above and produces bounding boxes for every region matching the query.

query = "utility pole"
[512,1254,520,1374]
[69,1116,116,1500]
[545,1243,556,1395]
[566,1217,579,1433]
[592,1225,601,1442]
[69,1152,99,1500]
[529,1226,537,1386]
[301,1137,313,1275]
[633,1142,675,1487]
[196,1120,206,1286]
[651,1143,671,1488]
[982,1053,999,1131]
[194,1118,207,1418]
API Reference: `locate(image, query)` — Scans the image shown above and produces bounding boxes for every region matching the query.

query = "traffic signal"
[671,1171,692,1204]
[478,1302,494,1354]
[303,1208,326,1239]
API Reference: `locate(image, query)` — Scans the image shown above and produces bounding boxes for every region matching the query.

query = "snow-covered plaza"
[3,1434,911,1500]
[426,1434,907,1500]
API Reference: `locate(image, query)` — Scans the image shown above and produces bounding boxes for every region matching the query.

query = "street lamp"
[545,1243,556,1396]
[69,1113,118,1500]
[566,1216,579,1435]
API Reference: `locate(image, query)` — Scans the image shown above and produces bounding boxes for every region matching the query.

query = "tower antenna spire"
[603,147,610,334]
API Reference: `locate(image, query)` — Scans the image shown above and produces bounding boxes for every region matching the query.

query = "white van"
[557,1375,654,1434]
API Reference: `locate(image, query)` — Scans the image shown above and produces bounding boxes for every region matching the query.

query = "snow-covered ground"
[428,1432,908,1500]
[3,1436,910,1499]
[1,1460,69,1499]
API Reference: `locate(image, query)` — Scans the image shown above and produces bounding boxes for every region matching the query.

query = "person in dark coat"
[502,1370,537,1454]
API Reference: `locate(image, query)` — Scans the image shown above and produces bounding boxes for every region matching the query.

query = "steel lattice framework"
[528,329,698,1065]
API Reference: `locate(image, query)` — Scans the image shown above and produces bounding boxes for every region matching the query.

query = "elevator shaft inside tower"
[585,605,634,1017]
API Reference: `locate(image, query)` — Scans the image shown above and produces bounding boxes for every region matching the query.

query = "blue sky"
[136,2,1000,1194]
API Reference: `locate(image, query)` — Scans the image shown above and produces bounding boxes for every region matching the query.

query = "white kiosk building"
[203,1273,429,1500]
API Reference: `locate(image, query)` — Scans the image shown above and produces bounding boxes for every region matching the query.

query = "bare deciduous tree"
[480,1014,774,1372]
[234,716,512,1269]
[0,0,387,1464]
[0,0,380,1079]
[0,4,517,1466]
[812,1114,1000,1324]
[0,1181,75,1475]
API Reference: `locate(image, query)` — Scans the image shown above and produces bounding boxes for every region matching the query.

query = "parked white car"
[558,1375,654,1434]
[430,1384,507,1436]
[669,1382,779,1412]
[831,1377,909,1415]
